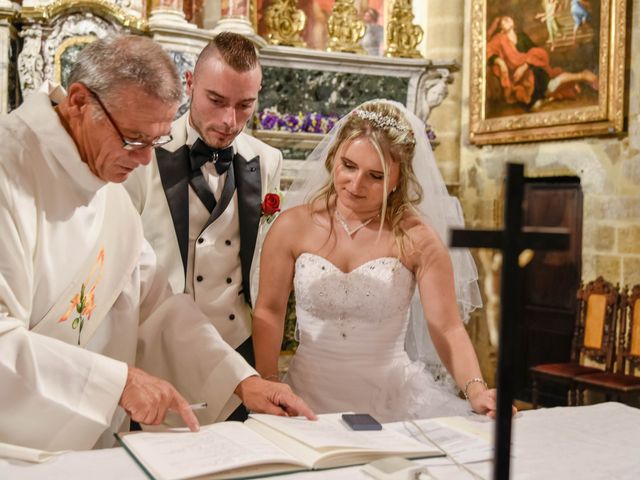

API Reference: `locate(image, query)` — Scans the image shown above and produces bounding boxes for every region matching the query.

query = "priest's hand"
[119,366,200,432]
[235,376,317,420]
[468,388,517,418]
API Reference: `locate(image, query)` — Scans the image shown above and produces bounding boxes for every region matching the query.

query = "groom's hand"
[235,376,317,420]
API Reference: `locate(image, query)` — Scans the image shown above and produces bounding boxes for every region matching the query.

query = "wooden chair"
[575,284,640,405]
[530,276,619,408]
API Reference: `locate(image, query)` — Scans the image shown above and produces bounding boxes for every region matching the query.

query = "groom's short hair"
[194,32,259,75]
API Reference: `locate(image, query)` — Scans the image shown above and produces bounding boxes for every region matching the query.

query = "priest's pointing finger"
[168,393,200,432]
[119,366,200,432]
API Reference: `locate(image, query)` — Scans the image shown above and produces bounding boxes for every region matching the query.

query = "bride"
[252,99,497,422]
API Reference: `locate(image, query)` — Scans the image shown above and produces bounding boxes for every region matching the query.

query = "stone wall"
[415,0,497,383]
[417,0,465,186]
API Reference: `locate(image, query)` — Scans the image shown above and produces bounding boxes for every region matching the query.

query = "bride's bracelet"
[463,377,488,400]
[263,374,280,382]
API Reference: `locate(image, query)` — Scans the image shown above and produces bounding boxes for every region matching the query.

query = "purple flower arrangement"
[253,108,340,134]
[252,108,437,142]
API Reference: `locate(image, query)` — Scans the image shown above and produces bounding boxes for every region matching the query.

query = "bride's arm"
[252,210,299,381]
[408,222,497,416]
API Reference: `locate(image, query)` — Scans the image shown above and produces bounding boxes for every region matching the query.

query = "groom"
[124,32,282,420]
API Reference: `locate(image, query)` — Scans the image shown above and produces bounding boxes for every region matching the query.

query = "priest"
[0,35,313,453]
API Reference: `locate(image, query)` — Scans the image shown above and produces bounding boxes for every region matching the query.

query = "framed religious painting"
[469,0,628,145]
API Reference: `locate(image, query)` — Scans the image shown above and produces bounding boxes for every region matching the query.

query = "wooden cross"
[450,163,571,480]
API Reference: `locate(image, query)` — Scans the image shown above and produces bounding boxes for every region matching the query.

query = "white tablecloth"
[1,402,638,479]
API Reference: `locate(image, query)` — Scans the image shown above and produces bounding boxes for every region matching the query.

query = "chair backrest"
[571,276,620,371]
[617,284,640,375]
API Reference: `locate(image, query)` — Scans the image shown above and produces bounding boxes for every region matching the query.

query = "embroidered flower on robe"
[58,248,105,345]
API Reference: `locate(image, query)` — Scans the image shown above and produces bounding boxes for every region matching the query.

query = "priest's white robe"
[0,83,256,452]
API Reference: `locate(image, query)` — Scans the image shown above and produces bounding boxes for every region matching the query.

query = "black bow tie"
[189,138,234,175]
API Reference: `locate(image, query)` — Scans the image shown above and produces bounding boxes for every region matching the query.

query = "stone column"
[149,0,193,28]
[202,0,222,30]
[211,0,265,46]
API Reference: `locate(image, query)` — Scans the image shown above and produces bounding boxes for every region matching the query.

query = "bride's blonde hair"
[310,101,423,254]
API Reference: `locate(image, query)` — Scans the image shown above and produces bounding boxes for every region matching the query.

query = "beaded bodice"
[293,253,416,360]
[286,252,469,422]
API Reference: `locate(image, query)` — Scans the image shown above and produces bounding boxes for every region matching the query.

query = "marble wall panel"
[259,66,409,116]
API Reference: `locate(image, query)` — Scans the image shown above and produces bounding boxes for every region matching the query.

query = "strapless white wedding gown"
[284,253,470,423]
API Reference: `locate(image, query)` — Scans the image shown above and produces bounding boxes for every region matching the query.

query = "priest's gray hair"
[67,35,182,107]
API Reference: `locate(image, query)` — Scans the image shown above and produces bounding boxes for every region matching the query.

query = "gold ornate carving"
[249,0,258,31]
[468,0,627,145]
[20,0,147,32]
[384,0,423,59]
[264,0,306,47]
[326,0,365,54]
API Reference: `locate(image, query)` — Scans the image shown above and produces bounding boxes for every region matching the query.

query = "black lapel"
[156,145,190,274]
[200,163,236,232]
[234,153,262,305]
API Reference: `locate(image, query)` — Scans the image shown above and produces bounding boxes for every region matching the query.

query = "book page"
[245,414,444,469]
[249,413,440,453]
[118,422,305,480]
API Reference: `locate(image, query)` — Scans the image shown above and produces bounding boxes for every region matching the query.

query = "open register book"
[116,413,443,480]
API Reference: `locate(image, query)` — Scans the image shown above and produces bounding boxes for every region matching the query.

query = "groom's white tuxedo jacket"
[124,113,282,351]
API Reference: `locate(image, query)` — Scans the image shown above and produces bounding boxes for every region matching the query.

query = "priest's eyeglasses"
[85,86,173,151]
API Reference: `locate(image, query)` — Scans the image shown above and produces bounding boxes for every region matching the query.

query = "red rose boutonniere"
[261,190,283,224]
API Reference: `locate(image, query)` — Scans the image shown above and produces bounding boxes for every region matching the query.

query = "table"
[2,402,638,479]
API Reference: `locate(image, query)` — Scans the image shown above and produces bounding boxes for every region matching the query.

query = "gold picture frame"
[469,0,628,145]
[54,35,97,88]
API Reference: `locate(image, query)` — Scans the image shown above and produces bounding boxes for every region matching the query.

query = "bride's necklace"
[335,209,379,237]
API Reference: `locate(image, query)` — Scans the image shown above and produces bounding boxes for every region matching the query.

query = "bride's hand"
[469,388,517,418]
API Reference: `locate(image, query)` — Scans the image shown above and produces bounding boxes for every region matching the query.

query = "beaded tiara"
[352,108,410,133]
